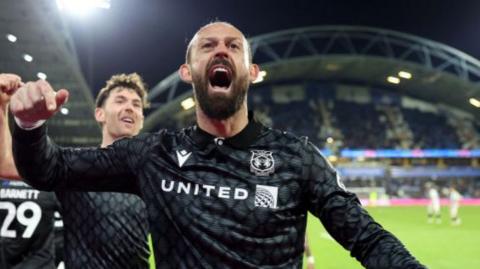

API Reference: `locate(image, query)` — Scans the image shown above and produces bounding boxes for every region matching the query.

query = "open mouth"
[120,117,134,125]
[208,65,232,89]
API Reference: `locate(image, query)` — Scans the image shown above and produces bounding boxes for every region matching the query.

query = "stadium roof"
[143,25,480,131]
[0,0,100,145]
[51,0,480,129]
[2,1,480,135]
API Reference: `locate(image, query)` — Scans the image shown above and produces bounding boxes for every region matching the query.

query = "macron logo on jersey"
[254,185,278,209]
[176,150,192,168]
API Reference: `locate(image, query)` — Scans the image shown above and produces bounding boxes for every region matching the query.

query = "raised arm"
[10,80,142,193]
[0,73,22,179]
[303,143,426,269]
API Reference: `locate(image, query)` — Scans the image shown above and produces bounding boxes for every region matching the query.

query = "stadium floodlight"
[387,76,400,84]
[181,97,195,110]
[37,72,47,80]
[469,98,480,108]
[253,70,267,84]
[60,107,69,115]
[6,34,17,43]
[325,63,340,71]
[23,54,33,62]
[328,155,338,162]
[398,71,412,79]
[56,0,111,16]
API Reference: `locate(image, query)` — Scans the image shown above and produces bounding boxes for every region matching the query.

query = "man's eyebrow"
[225,36,242,41]
[198,37,217,42]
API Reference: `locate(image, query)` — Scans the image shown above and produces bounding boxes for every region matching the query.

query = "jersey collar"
[188,112,264,149]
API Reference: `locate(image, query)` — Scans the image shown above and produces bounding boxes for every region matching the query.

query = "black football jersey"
[0,179,57,269]
[13,116,426,269]
[56,191,150,269]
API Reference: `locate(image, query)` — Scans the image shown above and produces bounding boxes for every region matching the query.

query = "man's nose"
[124,102,135,112]
[213,43,229,58]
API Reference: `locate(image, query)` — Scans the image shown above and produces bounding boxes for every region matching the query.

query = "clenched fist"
[0,73,23,107]
[10,80,69,124]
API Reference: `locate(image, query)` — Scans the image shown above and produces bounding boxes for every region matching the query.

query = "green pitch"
[304,206,480,269]
[148,206,480,268]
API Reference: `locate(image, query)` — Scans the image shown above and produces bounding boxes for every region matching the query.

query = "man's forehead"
[194,23,245,43]
[109,87,141,100]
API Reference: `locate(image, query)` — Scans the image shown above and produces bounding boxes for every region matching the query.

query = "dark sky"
[64,0,480,95]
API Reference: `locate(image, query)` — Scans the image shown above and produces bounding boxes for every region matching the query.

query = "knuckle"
[26,82,35,90]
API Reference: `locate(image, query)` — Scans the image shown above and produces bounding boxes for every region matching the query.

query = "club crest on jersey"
[250,150,275,176]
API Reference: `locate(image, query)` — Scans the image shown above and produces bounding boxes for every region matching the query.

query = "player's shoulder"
[133,130,167,141]
[263,128,307,145]
[111,129,173,147]
[274,130,333,168]
[264,128,319,153]
[132,127,194,151]
[0,179,30,189]
[1,179,58,209]
[144,128,183,141]
[155,127,192,147]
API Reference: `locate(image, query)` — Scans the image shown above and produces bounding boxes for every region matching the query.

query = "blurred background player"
[1,74,57,268]
[0,73,151,268]
[449,185,462,225]
[426,182,441,224]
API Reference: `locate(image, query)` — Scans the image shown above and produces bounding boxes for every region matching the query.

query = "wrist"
[0,105,7,119]
[14,116,46,130]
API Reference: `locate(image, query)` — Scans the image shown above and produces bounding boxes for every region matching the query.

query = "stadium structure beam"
[145,25,480,131]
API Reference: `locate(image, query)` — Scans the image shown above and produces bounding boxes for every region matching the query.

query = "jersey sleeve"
[12,124,147,194]
[302,142,426,269]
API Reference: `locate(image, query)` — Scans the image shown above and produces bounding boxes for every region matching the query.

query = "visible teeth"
[213,67,228,73]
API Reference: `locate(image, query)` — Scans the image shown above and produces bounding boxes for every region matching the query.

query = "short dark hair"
[95,73,150,108]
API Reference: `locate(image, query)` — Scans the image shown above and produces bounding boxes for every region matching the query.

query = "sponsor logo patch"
[254,185,278,209]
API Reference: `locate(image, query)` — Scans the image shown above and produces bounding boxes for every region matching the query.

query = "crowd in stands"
[332,100,389,148]
[402,109,460,148]
[254,98,467,150]
[159,82,479,151]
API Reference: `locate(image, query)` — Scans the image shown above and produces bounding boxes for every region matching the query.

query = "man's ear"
[249,64,260,82]
[95,107,105,124]
[179,64,192,83]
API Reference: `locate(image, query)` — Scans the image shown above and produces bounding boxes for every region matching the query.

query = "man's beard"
[192,68,249,120]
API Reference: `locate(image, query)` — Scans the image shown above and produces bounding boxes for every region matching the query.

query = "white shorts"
[428,201,440,214]
[450,203,459,217]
